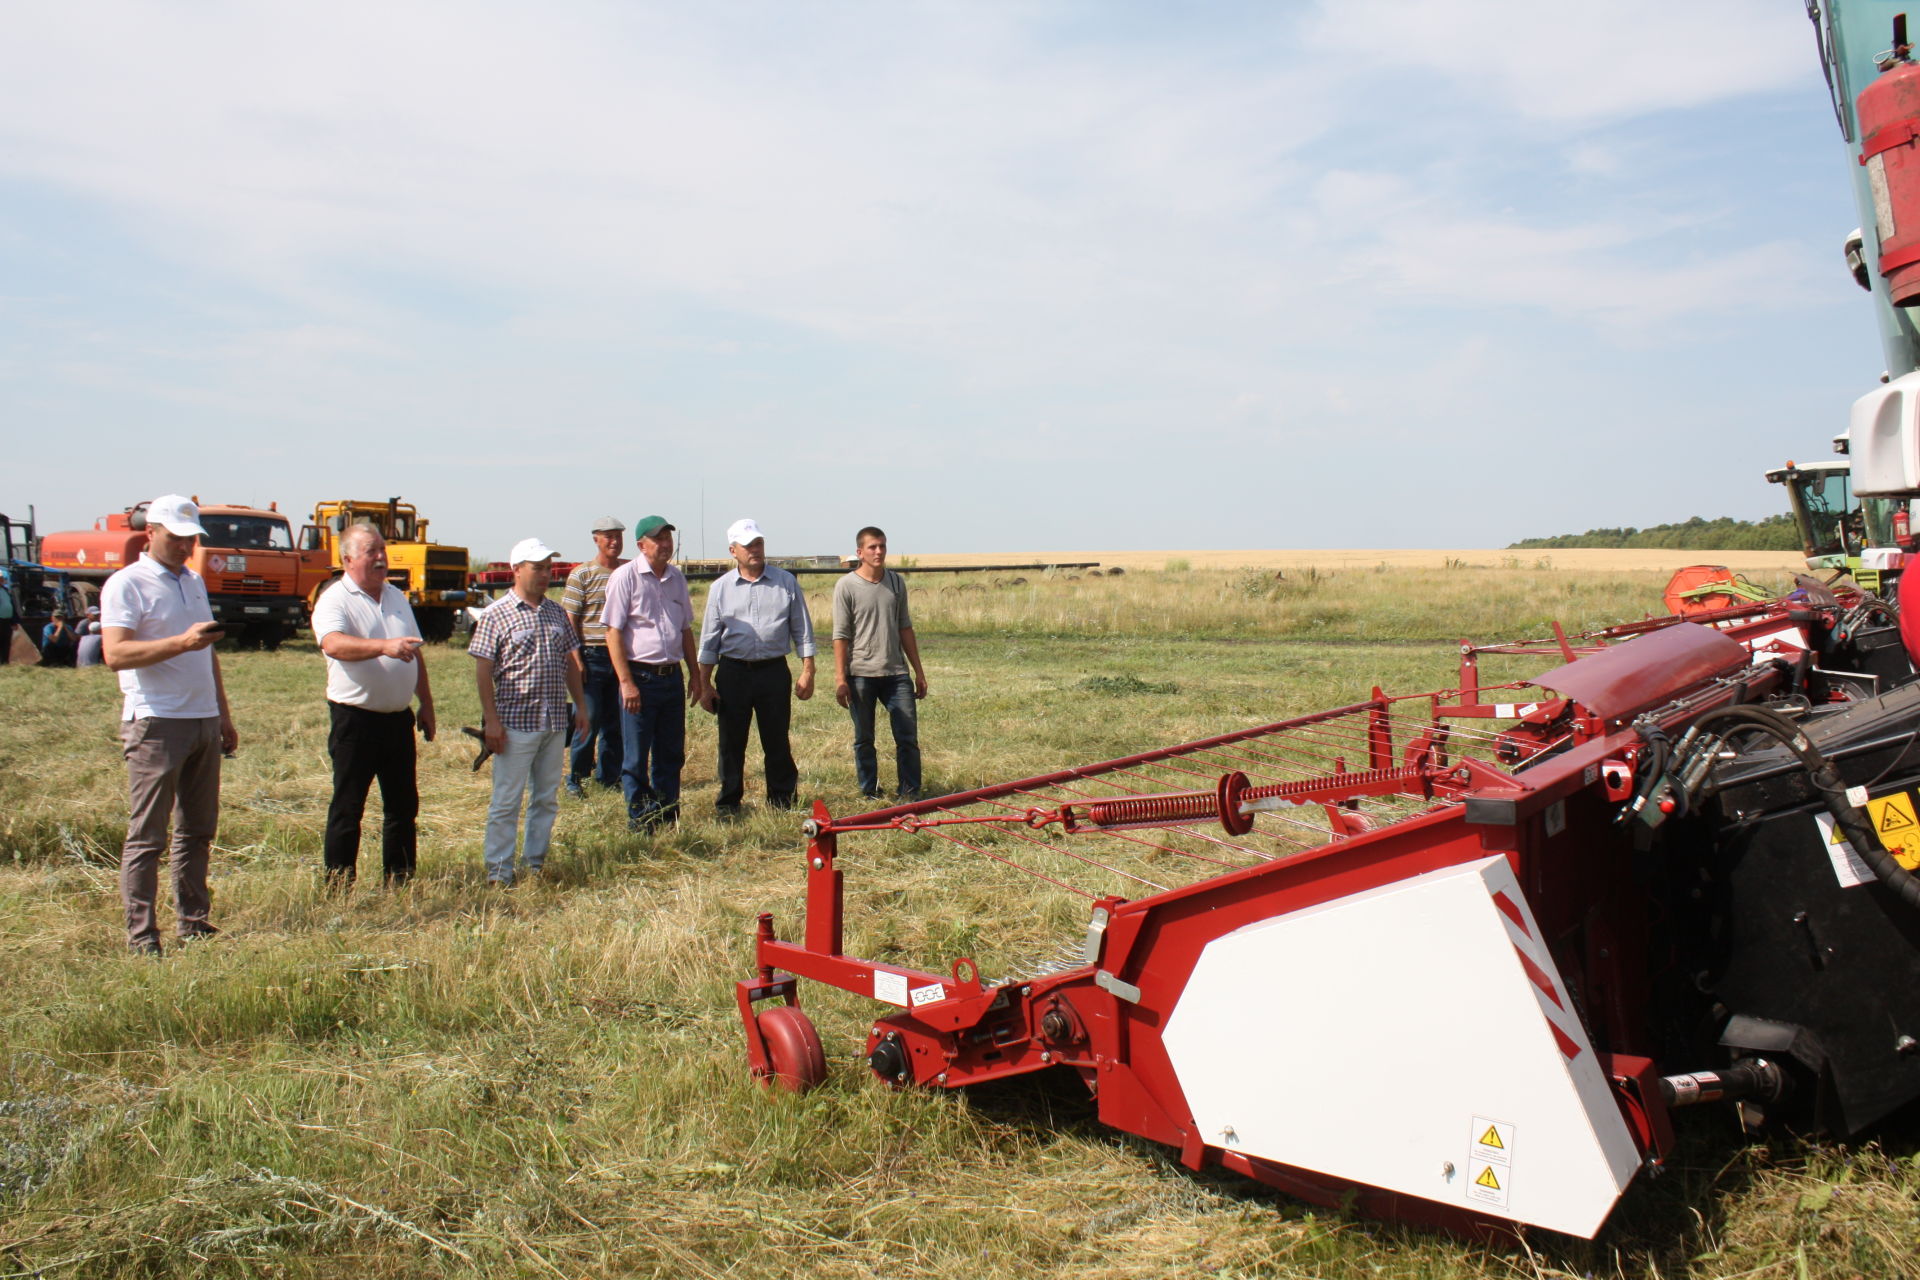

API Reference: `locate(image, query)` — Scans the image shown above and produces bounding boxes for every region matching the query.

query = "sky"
[0,1,1890,561]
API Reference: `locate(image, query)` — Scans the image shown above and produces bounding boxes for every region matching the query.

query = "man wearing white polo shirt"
[101,494,237,956]
[312,524,437,886]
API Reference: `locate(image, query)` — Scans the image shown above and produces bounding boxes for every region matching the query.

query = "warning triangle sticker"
[1879,802,1915,833]
[1477,1125,1504,1150]
[1475,1166,1501,1191]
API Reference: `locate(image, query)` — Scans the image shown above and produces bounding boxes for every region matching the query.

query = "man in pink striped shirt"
[601,516,708,832]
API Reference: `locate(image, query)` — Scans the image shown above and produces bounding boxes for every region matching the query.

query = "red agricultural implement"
[736,590,1920,1239]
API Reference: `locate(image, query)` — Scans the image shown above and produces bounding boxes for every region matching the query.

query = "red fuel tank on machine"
[1859,32,1920,306]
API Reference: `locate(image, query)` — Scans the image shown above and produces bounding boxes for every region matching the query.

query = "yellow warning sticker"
[1469,1115,1514,1166]
[1865,792,1920,872]
[1466,1158,1511,1208]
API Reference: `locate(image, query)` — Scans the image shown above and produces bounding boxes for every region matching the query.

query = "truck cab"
[300,499,470,642]
[36,500,307,649]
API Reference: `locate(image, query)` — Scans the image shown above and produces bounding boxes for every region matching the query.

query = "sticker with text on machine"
[1813,786,1920,890]
[1469,1116,1514,1166]
[1466,1159,1511,1208]
[909,983,947,1008]
[872,970,909,1007]
[1465,1119,1514,1203]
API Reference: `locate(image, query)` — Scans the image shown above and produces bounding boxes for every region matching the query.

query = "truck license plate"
[244,606,269,614]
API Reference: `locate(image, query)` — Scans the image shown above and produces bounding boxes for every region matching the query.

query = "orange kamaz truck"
[37,499,308,649]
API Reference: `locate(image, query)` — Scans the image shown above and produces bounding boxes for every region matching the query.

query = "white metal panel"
[1160,857,1642,1239]
[1850,370,1920,495]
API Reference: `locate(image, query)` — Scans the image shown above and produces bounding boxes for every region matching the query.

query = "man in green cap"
[600,516,706,831]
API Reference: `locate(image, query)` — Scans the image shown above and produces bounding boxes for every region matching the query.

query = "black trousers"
[324,701,418,881]
[714,657,796,809]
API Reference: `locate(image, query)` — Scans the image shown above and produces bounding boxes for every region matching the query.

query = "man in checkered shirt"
[468,538,590,885]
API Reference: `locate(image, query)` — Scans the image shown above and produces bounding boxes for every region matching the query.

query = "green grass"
[0,567,1911,1278]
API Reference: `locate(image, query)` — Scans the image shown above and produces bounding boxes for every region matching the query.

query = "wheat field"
[0,563,1913,1279]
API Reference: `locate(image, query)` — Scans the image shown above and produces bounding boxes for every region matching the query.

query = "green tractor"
[1765,458,1912,595]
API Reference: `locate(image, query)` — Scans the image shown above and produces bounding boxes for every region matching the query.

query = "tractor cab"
[1765,458,1911,591]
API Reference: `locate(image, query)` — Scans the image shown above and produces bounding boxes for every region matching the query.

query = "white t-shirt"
[311,576,423,712]
[99,553,219,720]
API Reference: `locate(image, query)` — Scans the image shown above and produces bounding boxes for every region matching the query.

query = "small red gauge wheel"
[757,1005,827,1093]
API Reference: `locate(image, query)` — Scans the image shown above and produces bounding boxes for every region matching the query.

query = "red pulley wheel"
[1217,771,1254,836]
[756,1005,827,1093]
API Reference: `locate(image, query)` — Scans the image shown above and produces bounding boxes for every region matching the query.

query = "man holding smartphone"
[312,523,436,887]
[101,494,238,956]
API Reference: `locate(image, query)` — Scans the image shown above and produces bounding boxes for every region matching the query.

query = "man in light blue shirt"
[696,518,816,815]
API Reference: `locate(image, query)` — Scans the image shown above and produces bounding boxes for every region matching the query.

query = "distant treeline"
[1509,514,1799,551]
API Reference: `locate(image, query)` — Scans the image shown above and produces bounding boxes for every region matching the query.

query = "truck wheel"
[65,581,100,619]
[418,608,455,644]
[256,623,286,652]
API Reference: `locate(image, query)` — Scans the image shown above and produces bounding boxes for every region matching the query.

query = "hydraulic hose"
[1620,725,1674,824]
[1688,703,1920,911]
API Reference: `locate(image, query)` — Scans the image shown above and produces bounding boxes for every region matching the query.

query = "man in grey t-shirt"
[831,526,928,801]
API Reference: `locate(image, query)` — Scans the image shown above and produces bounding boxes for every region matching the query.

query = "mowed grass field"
[1,562,1915,1279]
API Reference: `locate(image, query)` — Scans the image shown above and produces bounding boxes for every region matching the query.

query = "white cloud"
[1304,0,1813,124]
[0,1,1859,549]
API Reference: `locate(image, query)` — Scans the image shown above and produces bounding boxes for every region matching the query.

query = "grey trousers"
[120,716,221,948]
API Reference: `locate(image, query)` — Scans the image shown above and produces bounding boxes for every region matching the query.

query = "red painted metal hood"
[1529,623,1749,721]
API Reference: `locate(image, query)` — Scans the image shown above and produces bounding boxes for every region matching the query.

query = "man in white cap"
[468,538,589,885]
[100,494,237,955]
[696,518,816,816]
[560,516,627,798]
[312,523,436,886]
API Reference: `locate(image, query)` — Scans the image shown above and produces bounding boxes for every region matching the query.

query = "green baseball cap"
[634,515,675,540]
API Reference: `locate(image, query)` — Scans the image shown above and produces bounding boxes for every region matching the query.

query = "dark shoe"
[860,790,883,802]
[714,805,743,823]
[129,937,163,957]
[178,924,221,943]
[486,876,513,889]
[565,777,586,799]
[768,794,795,811]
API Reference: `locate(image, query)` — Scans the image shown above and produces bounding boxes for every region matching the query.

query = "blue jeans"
[621,665,686,825]
[848,674,920,798]
[571,646,624,786]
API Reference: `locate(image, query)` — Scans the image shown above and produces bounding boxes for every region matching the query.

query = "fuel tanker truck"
[37,499,308,649]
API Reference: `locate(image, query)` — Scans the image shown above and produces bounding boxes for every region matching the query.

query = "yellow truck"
[297,498,472,642]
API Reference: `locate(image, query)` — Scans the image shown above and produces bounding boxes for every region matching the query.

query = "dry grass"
[0,565,1913,1279]
[903,548,1808,574]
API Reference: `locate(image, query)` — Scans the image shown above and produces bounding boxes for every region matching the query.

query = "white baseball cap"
[147,494,208,538]
[508,537,559,566]
[727,518,766,546]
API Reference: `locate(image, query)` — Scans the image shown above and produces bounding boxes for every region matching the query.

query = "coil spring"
[1082,791,1220,828]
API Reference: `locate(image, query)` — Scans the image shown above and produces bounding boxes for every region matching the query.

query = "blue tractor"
[0,507,70,664]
